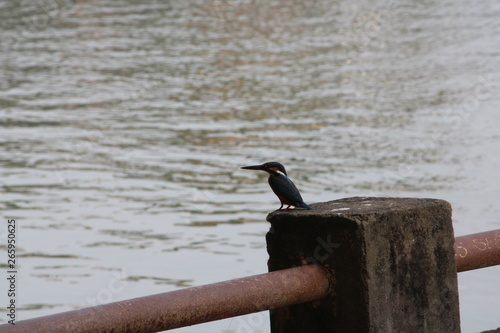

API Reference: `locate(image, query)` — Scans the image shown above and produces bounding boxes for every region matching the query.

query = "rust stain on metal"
[454,229,500,272]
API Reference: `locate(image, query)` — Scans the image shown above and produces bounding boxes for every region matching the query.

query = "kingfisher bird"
[241,162,312,211]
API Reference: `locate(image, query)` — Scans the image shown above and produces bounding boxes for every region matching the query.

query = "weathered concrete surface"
[267,197,460,333]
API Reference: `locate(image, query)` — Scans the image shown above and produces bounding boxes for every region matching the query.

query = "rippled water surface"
[1,1,499,332]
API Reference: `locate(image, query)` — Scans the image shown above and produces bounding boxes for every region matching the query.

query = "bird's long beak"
[241,164,266,171]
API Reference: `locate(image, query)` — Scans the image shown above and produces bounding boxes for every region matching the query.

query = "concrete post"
[266,197,460,333]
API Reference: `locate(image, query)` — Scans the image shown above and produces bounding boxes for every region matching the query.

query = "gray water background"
[1,1,499,332]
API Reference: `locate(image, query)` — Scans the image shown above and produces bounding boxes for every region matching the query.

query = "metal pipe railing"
[1,229,499,333]
[454,229,500,272]
[0,265,330,333]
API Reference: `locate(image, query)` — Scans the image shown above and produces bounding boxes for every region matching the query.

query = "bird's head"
[241,161,287,176]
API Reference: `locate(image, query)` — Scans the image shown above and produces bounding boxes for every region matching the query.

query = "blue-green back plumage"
[268,173,312,210]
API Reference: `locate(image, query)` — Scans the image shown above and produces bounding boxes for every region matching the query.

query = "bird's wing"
[268,175,304,205]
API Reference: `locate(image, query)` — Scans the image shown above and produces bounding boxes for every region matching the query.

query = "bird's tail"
[297,202,312,210]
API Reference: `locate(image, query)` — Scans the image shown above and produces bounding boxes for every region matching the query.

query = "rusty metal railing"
[1,229,499,333]
[454,229,500,272]
[0,265,330,333]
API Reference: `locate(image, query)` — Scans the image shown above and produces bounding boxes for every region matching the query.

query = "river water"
[1,1,499,332]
